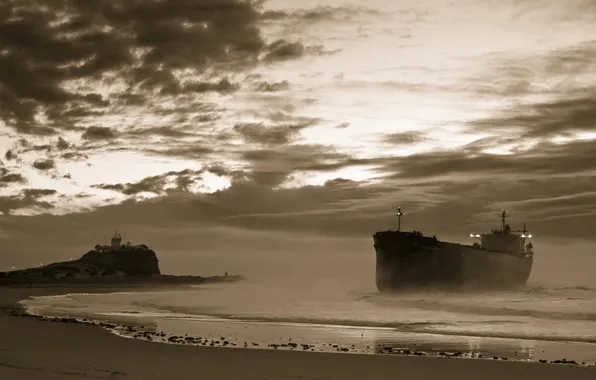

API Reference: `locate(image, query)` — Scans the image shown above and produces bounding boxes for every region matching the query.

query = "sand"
[1,286,595,380]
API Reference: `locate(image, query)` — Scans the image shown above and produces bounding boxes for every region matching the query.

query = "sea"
[21,274,596,364]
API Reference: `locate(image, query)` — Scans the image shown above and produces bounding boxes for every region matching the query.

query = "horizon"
[1,0,595,272]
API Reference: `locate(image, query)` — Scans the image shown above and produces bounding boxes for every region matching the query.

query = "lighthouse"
[111,230,122,249]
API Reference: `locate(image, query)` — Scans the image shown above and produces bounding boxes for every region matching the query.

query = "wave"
[366,298,596,321]
[121,306,596,345]
[556,286,595,292]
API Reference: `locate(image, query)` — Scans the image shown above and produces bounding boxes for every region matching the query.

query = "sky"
[0,0,595,272]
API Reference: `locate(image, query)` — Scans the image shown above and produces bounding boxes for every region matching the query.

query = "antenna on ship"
[499,210,508,231]
[396,207,405,231]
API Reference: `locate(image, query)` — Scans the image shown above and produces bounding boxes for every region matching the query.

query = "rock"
[78,248,160,276]
[2,245,161,280]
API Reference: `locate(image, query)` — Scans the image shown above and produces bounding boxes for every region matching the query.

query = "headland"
[0,230,245,286]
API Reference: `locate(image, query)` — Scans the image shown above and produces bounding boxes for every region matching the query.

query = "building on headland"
[111,230,122,249]
[94,231,149,252]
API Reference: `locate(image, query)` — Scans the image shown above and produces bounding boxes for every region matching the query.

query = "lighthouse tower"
[111,230,122,249]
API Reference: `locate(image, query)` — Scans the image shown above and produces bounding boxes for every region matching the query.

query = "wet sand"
[1,286,596,380]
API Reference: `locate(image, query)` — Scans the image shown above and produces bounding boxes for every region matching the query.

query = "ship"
[373,209,534,292]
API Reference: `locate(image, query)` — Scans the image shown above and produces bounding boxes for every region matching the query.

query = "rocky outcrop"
[3,246,161,281]
[78,248,160,276]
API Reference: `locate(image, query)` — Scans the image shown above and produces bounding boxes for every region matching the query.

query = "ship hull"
[373,231,533,292]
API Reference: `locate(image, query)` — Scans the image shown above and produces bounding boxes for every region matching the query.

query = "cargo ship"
[373,209,534,292]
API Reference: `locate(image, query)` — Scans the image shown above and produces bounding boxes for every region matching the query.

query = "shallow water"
[21,278,596,363]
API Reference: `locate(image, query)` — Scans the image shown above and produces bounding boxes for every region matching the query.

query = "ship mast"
[396,207,404,231]
[499,210,508,232]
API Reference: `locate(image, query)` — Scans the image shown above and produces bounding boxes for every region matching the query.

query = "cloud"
[262,39,337,62]
[471,92,596,138]
[23,188,57,198]
[81,126,117,140]
[32,159,56,170]
[92,169,204,196]
[378,139,596,180]
[4,150,15,160]
[0,171,26,186]
[383,131,427,145]
[160,77,241,95]
[233,118,317,146]
[463,39,596,137]
[260,5,380,23]
[0,0,268,134]
[251,80,290,92]
[56,137,70,150]
[241,144,352,187]
[0,187,56,215]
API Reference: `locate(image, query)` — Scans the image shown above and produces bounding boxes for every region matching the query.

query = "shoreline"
[2,286,596,380]
[17,285,596,365]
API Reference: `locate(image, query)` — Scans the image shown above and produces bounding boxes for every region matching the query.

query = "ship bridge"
[471,211,533,255]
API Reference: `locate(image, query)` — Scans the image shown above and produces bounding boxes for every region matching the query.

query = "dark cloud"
[81,126,117,140]
[463,39,596,137]
[0,187,56,215]
[32,158,56,170]
[57,137,70,150]
[251,80,290,92]
[262,39,336,62]
[241,144,352,187]
[0,0,273,134]
[22,188,57,198]
[471,92,596,138]
[260,5,379,22]
[125,126,199,139]
[149,144,216,160]
[92,169,204,196]
[383,131,427,145]
[0,171,26,186]
[263,40,306,61]
[160,77,241,95]
[490,190,596,223]
[379,139,596,180]
[5,165,595,243]
[233,118,317,146]
[60,152,88,161]
[21,144,53,153]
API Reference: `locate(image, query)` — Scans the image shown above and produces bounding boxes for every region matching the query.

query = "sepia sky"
[1,0,595,269]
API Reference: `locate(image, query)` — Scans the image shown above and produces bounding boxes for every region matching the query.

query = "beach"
[1,286,595,380]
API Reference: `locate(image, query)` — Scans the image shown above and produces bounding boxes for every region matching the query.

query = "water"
[21,278,596,363]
